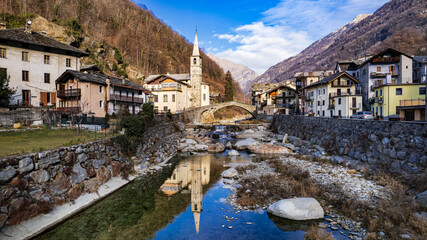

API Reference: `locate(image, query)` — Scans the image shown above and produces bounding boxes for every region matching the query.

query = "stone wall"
[272,115,427,174]
[0,121,184,229]
[0,108,59,127]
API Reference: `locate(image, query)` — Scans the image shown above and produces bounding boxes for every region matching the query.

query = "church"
[144,32,210,114]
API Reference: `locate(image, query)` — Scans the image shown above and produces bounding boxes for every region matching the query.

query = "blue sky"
[133,0,390,74]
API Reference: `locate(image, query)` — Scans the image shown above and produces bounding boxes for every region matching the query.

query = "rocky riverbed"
[178,124,426,240]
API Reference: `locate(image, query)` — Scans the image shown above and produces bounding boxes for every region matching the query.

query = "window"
[318,90,320,95]
[380,89,383,96]
[396,88,402,95]
[376,90,378,97]
[419,87,426,95]
[338,98,341,105]
[172,94,175,102]
[193,58,197,64]
[99,86,103,93]
[44,73,50,83]
[44,55,50,64]
[317,111,319,116]
[163,106,168,112]
[203,94,206,101]
[322,111,325,116]
[318,101,320,106]
[22,71,29,81]
[163,94,168,102]
[322,89,325,94]
[338,110,341,116]
[46,93,51,103]
[154,95,158,102]
[0,48,6,58]
[22,52,29,61]
[99,100,104,108]
[377,66,381,72]
[322,100,325,106]
[66,58,71,67]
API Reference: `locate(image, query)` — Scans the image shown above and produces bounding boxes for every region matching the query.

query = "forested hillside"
[0,0,244,100]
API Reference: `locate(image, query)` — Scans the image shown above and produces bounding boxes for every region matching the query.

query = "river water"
[36,126,339,240]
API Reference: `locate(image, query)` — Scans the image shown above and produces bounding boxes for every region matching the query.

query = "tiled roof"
[145,73,190,82]
[0,28,89,56]
[56,70,147,90]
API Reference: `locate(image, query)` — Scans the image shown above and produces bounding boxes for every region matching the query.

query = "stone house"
[55,70,148,118]
[145,33,209,114]
[357,48,413,110]
[0,24,88,107]
[304,72,362,118]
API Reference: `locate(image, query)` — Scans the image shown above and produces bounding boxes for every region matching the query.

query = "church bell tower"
[190,32,202,108]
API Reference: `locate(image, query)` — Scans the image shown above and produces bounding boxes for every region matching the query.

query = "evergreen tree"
[224,71,234,102]
[0,70,15,107]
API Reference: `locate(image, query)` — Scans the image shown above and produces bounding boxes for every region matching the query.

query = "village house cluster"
[0,22,209,124]
[252,48,427,121]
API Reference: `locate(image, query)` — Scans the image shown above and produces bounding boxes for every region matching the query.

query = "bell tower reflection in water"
[160,155,211,235]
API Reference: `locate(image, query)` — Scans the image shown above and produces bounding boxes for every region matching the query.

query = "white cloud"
[212,0,390,75]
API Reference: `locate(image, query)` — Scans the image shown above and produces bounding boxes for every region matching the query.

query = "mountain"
[0,0,245,101]
[251,0,427,85]
[207,53,258,95]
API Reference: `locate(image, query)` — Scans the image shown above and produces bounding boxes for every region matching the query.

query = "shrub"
[120,115,146,137]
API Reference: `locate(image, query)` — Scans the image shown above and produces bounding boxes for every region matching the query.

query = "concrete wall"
[0,108,59,126]
[272,115,427,175]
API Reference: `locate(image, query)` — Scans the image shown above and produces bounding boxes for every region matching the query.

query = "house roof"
[304,71,359,89]
[265,84,297,95]
[294,70,335,78]
[145,73,190,82]
[0,28,89,57]
[145,74,189,86]
[358,48,412,68]
[56,70,147,90]
[413,56,427,63]
[80,64,104,74]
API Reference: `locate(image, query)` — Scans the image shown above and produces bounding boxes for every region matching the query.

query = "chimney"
[24,20,32,34]
[0,22,6,30]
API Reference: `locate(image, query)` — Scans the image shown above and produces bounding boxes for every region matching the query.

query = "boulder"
[208,143,225,153]
[235,138,259,150]
[38,152,61,169]
[0,166,16,183]
[226,142,233,150]
[222,168,238,178]
[112,161,121,177]
[236,130,269,139]
[19,157,34,173]
[68,185,83,201]
[227,150,240,156]
[282,134,289,143]
[416,190,427,208]
[194,144,209,152]
[267,198,324,220]
[247,144,292,154]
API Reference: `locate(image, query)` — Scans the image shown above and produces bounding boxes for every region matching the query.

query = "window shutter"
[51,92,56,104]
[40,92,47,106]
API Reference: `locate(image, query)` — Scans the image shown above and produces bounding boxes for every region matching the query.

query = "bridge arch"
[185,101,257,123]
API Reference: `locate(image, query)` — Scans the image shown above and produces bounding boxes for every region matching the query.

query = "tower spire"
[192,31,200,56]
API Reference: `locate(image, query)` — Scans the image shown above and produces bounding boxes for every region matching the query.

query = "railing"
[331,83,351,87]
[370,72,389,78]
[328,104,335,109]
[111,94,144,103]
[399,99,426,107]
[57,89,81,98]
[305,95,313,101]
[56,107,81,113]
[329,92,354,98]
[372,56,400,63]
[275,104,295,108]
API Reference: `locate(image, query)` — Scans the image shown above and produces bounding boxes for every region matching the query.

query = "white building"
[305,72,362,118]
[0,25,88,107]
[413,56,427,83]
[145,32,209,114]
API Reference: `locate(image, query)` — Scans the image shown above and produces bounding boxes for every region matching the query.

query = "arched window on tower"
[193,58,197,64]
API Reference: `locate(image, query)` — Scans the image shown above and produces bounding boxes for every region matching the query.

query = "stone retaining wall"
[272,115,427,174]
[0,108,59,127]
[0,121,184,229]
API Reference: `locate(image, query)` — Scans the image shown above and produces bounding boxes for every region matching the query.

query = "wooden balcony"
[399,99,426,107]
[110,94,144,103]
[372,56,400,64]
[57,89,81,98]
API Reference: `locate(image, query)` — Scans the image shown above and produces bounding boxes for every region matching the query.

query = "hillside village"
[0,21,211,127]
[252,48,427,121]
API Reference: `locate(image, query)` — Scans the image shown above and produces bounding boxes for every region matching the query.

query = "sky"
[133,0,390,74]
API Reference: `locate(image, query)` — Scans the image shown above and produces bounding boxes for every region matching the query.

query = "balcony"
[329,92,355,98]
[331,83,351,87]
[305,95,313,101]
[328,104,335,110]
[56,107,81,113]
[372,56,400,64]
[399,99,426,107]
[275,104,295,108]
[111,94,144,103]
[57,89,81,98]
[370,72,389,78]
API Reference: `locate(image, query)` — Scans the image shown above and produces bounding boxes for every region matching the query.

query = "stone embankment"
[272,115,427,175]
[0,121,184,236]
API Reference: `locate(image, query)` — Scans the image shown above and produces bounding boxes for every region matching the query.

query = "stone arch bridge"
[180,101,256,123]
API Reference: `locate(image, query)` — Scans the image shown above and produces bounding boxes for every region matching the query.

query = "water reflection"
[160,155,211,234]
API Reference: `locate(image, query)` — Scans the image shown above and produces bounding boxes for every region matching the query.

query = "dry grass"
[304,225,335,240]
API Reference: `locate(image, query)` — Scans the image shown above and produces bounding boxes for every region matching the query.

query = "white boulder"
[267,198,324,220]
[222,168,238,178]
[234,138,259,150]
[227,150,240,156]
